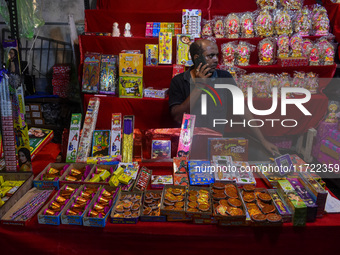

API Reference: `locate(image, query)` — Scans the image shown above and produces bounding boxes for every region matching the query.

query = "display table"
[1,175,339,254]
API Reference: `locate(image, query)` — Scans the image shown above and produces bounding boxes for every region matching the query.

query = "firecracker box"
[267,189,293,223]
[327,129,340,147]
[37,184,79,225]
[211,183,247,226]
[150,175,173,189]
[288,178,318,222]
[1,187,54,226]
[110,191,143,224]
[119,53,143,77]
[85,165,116,186]
[298,172,328,217]
[160,185,190,221]
[59,164,94,186]
[278,57,308,67]
[119,77,143,98]
[317,150,340,167]
[208,138,248,161]
[320,140,340,160]
[277,180,307,227]
[182,9,202,38]
[185,186,215,224]
[188,160,214,185]
[139,190,166,222]
[143,87,169,99]
[83,186,121,227]
[312,122,337,158]
[266,136,293,149]
[60,185,100,226]
[34,163,70,190]
[0,172,33,219]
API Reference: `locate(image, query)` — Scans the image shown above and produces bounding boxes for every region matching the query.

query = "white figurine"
[124,22,132,37]
[112,22,120,37]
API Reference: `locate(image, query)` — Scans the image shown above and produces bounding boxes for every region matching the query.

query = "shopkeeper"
[168,39,279,155]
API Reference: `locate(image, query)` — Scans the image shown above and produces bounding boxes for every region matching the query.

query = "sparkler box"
[33,163,70,190]
[37,184,79,225]
[0,172,33,219]
[1,187,55,226]
[83,185,121,227]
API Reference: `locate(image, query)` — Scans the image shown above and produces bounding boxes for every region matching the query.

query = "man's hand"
[195,63,212,81]
[261,139,280,156]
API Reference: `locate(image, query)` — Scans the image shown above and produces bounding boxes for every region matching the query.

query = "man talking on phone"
[168,39,279,155]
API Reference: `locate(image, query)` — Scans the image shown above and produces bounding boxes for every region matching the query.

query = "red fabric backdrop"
[81,0,336,136]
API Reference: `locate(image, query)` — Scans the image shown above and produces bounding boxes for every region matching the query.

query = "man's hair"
[189,41,204,61]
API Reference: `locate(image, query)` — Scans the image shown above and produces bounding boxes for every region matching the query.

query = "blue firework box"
[188,160,214,185]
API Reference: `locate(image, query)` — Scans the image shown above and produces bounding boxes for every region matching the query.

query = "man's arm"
[171,86,202,124]
[244,106,280,155]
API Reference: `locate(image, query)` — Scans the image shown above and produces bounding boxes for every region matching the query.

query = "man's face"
[202,42,219,73]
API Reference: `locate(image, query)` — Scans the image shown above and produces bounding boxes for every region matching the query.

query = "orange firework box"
[208,138,248,161]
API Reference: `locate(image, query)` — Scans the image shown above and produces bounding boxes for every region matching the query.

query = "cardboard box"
[288,178,318,222]
[33,163,70,190]
[28,128,54,160]
[140,190,166,222]
[150,175,173,189]
[298,172,327,217]
[320,140,340,160]
[185,186,216,224]
[211,183,247,226]
[29,103,41,112]
[61,185,101,225]
[83,186,120,227]
[1,188,54,226]
[119,76,143,98]
[31,111,42,118]
[208,138,248,161]
[59,163,94,186]
[0,172,33,219]
[37,184,80,225]
[118,53,143,77]
[267,189,292,223]
[110,191,143,224]
[241,188,283,226]
[85,165,116,186]
[188,160,214,185]
[277,180,307,226]
[160,185,190,221]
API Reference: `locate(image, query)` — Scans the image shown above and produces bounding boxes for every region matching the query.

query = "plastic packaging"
[294,6,312,36]
[290,34,303,57]
[238,73,256,95]
[220,65,247,86]
[258,38,276,65]
[306,72,319,94]
[254,73,271,98]
[308,44,320,66]
[277,34,290,58]
[292,71,306,90]
[255,10,274,37]
[240,12,254,38]
[280,0,304,10]
[274,8,293,36]
[225,13,240,39]
[213,16,225,38]
[301,39,313,57]
[221,42,237,66]
[256,0,277,10]
[236,41,255,66]
[312,5,330,36]
[318,39,336,66]
[278,73,291,95]
[201,19,213,37]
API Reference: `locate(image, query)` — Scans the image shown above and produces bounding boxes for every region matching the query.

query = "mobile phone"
[194,54,207,69]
